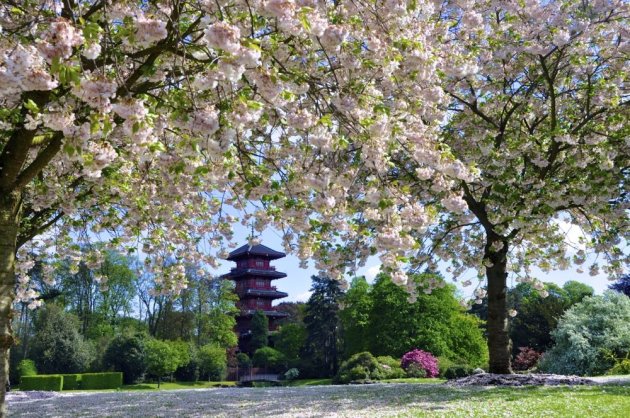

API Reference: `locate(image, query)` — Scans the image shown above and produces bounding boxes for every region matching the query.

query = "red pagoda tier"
[222,243,289,340]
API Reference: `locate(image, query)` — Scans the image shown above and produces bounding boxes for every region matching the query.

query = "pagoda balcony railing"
[239,309,289,317]
[241,288,288,298]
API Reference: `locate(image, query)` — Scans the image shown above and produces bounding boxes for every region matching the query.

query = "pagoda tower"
[222,243,288,345]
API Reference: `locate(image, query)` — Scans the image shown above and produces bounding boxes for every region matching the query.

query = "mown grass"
[397,384,630,417]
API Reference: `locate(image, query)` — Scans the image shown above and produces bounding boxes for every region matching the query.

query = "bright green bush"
[20,375,63,391]
[283,368,300,381]
[252,347,286,373]
[539,292,630,376]
[376,356,405,379]
[18,359,37,381]
[608,359,630,375]
[60,374,81,390]
[444,365,474,380]
[336,352,382,383]
[81,372,123,389]
[198,344,227,381]
[145,339,183,386]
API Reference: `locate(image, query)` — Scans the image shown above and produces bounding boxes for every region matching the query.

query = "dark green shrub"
[437,357,454,377]
[336,352,382,384]
[236,353,252,368]
[376,356,405,379]
[20,375,63,391]
[30,305,93,374]
[60,374,81,390]
[174,342,199,382]
[18,359,37,381]
[444,365,474,380]
[103,333,147,384]
[81,372,123,389]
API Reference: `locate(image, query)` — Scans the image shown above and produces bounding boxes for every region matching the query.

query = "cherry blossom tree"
[0,0,447,413]
[251,0,628,374]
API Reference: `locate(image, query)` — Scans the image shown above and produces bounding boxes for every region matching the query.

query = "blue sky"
[216,222,617,304]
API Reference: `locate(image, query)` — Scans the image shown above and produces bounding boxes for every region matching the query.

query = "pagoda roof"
[226,244,286,261]
[222,268,287,279]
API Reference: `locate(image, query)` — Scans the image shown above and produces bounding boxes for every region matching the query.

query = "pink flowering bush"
[400,349,439,378]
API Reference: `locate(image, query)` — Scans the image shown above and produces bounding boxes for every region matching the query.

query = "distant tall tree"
[609,274,630,297]
[339,277,372,358]
[303,276,343,377]
[250,310,269,353]
[274,302,306,326]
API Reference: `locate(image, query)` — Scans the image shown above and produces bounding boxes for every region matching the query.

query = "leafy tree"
[368,274,488,366]
[339,277,372,358]
[103,333,147,384]
[145,339,182,387]
[274,324,307,367]
[540,292,630,376]
[509,281,593,354]
[252,347,286,373]
[29,305,93,374]
[274,302,306,326]
[303,276,344,377]
[198,344,227,382]
[609,274,630,297]
[250,310,269,353]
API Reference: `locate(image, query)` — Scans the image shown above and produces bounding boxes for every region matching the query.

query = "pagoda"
[222,243,288,345]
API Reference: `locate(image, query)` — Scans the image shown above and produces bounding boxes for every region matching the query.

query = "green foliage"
[30,304,94,374]
[339,277,372,357]
[274,323,306,365]
[20,375,63,391]
[103,333,147,384]
[366,273,488,366]
[250,310,269,352]
[608,359,630,375]
[198,344,227,381]
[145,339,184,386]
[283,368,300,381]
[509,281,593,354]
[252,347,286,372]
[335,352,382,384]
[376,356,405,379]
[437,357,455,377]
[539,292,630,376]
[80,372,123,389]
[303,275,343,377]
[18,359,37,380]
[174,344,200,382]
[236,353,252,368]
[444,365,474,380]
[405,363,427,378]
[60,374,81,390]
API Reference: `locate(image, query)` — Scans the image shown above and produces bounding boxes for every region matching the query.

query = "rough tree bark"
[0,191,20,417]
[485,238,512,374]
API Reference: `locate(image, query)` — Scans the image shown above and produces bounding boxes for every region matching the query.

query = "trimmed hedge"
[61,374,82,390]
[80,372,123,389]
[20,375,63,391]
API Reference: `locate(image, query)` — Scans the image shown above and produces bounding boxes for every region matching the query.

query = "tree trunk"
[485,239,512,374]
[0,191,20,417]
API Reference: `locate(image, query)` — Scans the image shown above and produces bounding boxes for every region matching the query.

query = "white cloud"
[293,291,312,302]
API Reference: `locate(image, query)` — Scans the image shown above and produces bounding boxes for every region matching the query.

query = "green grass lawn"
[407,385,630,417]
